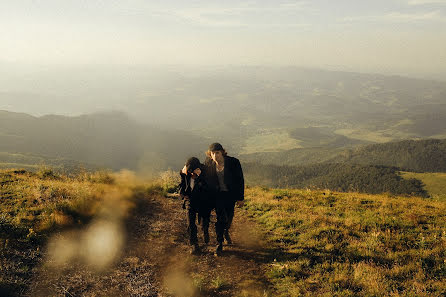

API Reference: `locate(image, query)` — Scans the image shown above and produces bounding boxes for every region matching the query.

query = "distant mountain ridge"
[0,151,97,173]
[2,66,446,152]
[0,110,208,172]
[2,110,444,196]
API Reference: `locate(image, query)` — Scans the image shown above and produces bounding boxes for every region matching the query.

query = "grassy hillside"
[241,139,446,173]
[2,166,445,296]
[243,187,446,296]
[0,152,98,174]
[401,171,446,202]
[241,146,350,167]
[0,168,163,296]
[0,169,124,236]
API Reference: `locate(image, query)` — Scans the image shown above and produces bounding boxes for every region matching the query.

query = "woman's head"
[185,157,201,175]
[206,143,227,164]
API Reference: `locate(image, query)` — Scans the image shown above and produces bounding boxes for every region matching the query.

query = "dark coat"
[204,156,245,201]
[179,172,213,210]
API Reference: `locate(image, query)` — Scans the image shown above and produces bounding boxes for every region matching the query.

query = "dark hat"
[185,157,201,173]
[209,142,224,151]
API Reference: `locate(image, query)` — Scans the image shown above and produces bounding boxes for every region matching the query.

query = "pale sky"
[1,0,446,78]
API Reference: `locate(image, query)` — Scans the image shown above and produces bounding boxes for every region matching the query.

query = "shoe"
[224,230,232,245]
[190,243,200,255]
[214,243,223,257]
[204,231,210,245]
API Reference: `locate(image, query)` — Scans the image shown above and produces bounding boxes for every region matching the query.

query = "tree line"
[243,162,428,197]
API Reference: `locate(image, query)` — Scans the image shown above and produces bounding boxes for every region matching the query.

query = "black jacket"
[179,172,212,210]
[204,156,245,201]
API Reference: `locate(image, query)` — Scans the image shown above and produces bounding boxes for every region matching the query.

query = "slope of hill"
[243,187,446,296]
[0,110,209,173]
[243,162,427,196]
[401,172,446,201]
[241,139,446,173]
[2,168,444,296]
[240,147,346,166]
[0,152,98,173]
[331,139,446,172]
[0,168,140,296]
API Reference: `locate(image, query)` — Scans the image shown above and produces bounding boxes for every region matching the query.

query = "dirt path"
[26,193,274,297]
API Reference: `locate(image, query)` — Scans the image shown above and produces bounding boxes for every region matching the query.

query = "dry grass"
[0,169,128,235]
[3,167,445,296]
[0,168,155,296]
[243,186,446,296]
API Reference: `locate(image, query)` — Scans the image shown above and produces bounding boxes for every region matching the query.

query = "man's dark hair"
[206,143,227,158]
[209,142,224,151]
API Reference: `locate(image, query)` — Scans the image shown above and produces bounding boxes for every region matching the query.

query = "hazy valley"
[2,66,446,155]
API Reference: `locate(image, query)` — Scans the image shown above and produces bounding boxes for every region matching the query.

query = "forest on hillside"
[333,139,446,172]
[241,139,446,173]
[243,162,428,196]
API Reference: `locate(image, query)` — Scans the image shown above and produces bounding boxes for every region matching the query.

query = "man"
[203,143,244,256]
[179,157,212,254]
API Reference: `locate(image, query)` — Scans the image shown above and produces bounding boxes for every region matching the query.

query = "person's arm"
[202,161,217,192]
[179,172,189,199]
[234,158,245,202]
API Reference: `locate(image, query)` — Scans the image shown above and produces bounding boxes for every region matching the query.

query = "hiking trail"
[27,192,274,297]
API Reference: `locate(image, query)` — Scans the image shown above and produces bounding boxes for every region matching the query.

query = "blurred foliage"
[159,170,181,194]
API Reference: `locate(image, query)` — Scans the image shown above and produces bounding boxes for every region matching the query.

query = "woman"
[203,143,244,256]
[179,157,212,254]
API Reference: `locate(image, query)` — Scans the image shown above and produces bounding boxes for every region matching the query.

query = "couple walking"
[179,143,244,256]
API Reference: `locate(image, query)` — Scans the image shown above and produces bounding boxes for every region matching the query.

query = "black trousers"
[186,201,211,245]
[226,202,235,231]
[215,192,236,244]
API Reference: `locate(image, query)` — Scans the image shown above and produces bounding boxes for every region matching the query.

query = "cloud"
[341,10,445,23]
[408,0,446,5]
[151,2,310,28]
[385,10,444,21]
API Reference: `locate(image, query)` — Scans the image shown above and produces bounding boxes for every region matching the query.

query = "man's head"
[208,143,224,152]
[207,142,227,164]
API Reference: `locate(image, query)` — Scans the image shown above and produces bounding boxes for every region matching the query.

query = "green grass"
[0,168,150,295]
[211,276,229,290]
[401,171,446,201]
[334,128,395,143]
[241,130,303,154]
[244,187,446,297]
[0,169,122,236]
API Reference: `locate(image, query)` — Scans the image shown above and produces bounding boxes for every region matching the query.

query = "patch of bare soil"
[25,194,274,297]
